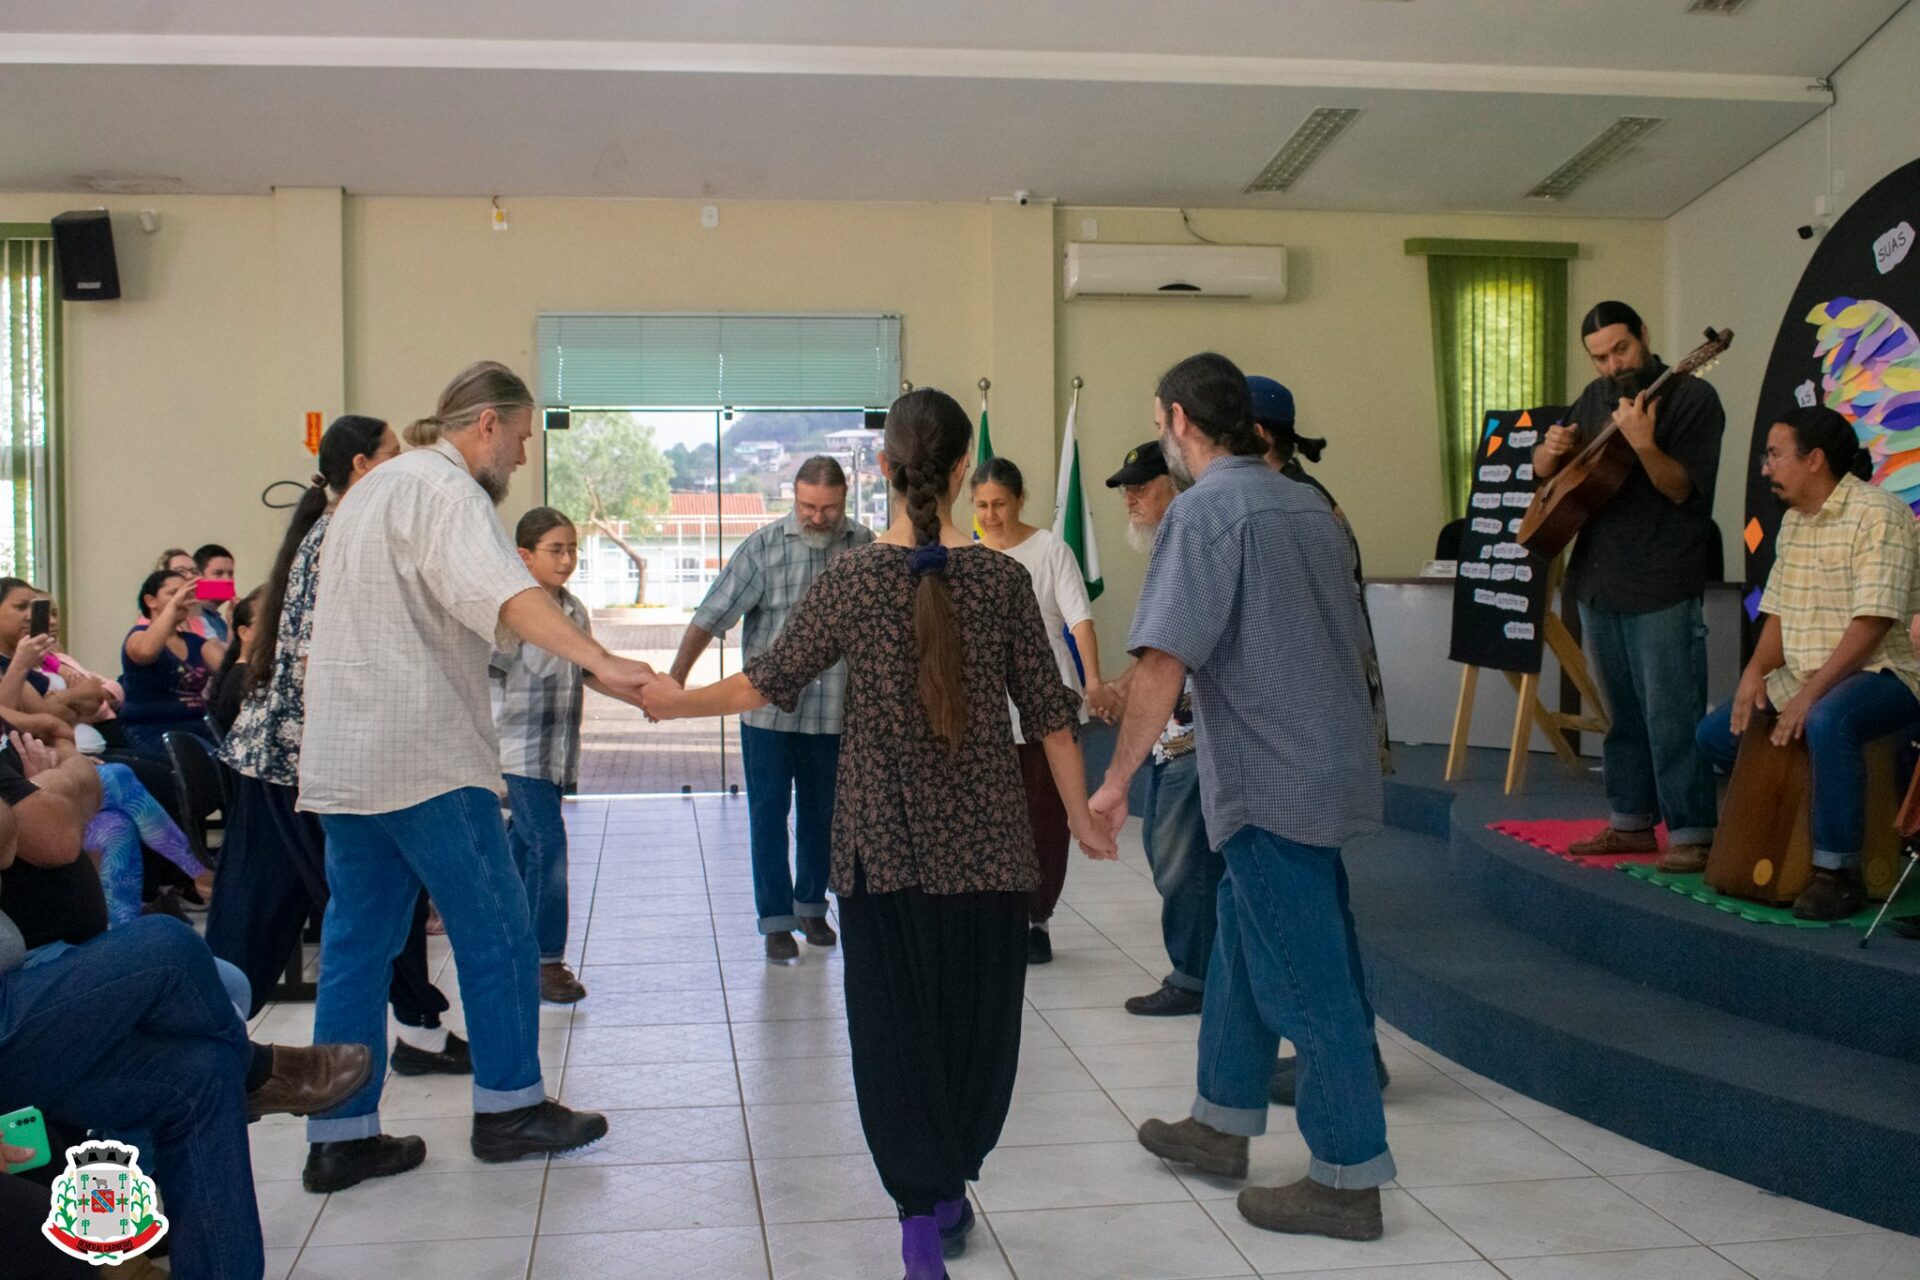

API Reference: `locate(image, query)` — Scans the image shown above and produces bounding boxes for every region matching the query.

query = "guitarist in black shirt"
[1532,301,1725,871]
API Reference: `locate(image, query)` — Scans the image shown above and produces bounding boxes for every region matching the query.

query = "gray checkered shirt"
[490,588,592,788]
[691,512,875,734]
[1130,456,1381,849]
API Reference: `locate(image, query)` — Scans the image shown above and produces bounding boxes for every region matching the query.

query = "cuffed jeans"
[1141,752,1223,992]
[1581,597,1718,846]
[309,787,546,1141]
[505,774,571,962]
[1696,669,1920,870]
[740,725,838,934]
[1192,827,1394,1189]
[0,917,264,1280]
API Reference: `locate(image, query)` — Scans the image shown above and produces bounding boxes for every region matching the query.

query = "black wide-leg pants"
[840,881,1029,1218]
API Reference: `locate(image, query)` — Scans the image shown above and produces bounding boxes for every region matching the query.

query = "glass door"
[545,406,877,794]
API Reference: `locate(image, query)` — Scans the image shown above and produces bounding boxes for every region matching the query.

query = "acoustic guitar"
[1515,327,1733,558]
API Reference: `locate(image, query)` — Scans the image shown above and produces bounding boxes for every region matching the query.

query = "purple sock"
[900,1215,944,1280]
[934,1198,967,1232]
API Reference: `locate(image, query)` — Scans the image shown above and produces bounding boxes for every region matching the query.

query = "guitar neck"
[1574,364,1682,458]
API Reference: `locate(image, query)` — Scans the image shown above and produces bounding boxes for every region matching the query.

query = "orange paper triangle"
[1516,411,1533,428]
[1486,434,1504,456]
[1744,517,1764,553]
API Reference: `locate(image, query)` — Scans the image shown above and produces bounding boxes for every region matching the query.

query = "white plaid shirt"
[491,588,591,789]
[690,513,874,734]
[299,439,539,815]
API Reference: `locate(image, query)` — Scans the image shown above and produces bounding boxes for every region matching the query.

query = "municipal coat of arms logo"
[41,1140,169,1264]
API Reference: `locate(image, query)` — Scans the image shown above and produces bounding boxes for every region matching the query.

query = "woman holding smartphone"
[642,389,1115,1280]
[119,570,226,753]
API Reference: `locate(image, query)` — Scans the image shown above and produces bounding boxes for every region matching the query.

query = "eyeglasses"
[532,543,578,557]
[1760,448,1801,465]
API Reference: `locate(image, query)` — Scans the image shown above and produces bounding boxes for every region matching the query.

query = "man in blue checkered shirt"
[1090,353,1394,1243]
[670,457,874,961]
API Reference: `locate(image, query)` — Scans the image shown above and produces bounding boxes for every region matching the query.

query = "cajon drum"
[1705,715,1902,904]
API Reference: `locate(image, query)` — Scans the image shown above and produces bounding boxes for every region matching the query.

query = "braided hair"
[883,388,974,752]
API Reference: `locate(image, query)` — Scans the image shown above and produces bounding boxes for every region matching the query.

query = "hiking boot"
[1237,1177,1383,1240]
[247,1043,372,1122]
[540,961,587,1004]
[1657,843,1710,874]
[800,917,838,948]
[1137,1116,1248,1179]
[303,1134,426,1193]
[1270,1043,1391,1107]
[1567,827,1658,857]
[390,1031,472,1076]
[471,1099,609,1162]
[765,931,799,962]
[1792,869,1866,922]
[1124,982,1203,1017]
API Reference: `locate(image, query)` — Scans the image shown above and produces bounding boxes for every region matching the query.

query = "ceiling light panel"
[1525,115,1663,200]
[1245,107,1361,193]
[1686,0,1750,13]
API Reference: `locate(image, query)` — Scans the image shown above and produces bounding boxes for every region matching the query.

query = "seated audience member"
[32,592,125,746]
[1696,407,1920,921]
[0,732,371,1280]
[120,570,225,754]
[208,588,259,736]
[194,544,238,644]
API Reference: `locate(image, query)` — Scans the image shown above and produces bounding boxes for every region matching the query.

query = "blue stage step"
[1350,747,1920,1236]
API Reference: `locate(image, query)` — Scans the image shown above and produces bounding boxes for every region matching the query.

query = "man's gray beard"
[1125,519,1159,553]
[799,523,840,550]
[1161,431,1195,488]
[476,466,511,506]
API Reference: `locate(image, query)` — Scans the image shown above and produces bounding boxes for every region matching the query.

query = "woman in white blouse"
[972,456,1106,964]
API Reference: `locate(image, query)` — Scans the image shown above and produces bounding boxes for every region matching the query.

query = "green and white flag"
[1052,392,1103,602]
[972,396,994,539]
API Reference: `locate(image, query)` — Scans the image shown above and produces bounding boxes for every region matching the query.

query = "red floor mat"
[1488,818,1667,867]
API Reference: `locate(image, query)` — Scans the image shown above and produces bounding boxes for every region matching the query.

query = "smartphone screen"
[194,578,237,603]
[28,599,50,637]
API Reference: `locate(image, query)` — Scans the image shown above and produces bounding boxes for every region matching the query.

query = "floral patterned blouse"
[221,513,330,786]
[743,542,1081,897]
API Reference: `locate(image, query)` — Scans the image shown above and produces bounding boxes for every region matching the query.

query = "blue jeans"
[0,917,264,1280]
[1193,827,1394,1189]
[1581,598,1718,845]
[1696,669,1920,870]
[1141,752,1223,992]
[505,774,570,962]
[739,725,839,934]
[309,787,546,1141]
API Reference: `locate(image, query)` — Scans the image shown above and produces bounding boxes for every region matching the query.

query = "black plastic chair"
[203,710,226,746]
[163,730,227,872]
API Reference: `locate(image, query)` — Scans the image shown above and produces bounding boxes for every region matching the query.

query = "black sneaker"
[1026,926,1053,965]
[1124,982,1203,1017]
[1792,869,1866,922]
[471,1099,609,1162]
[390,1031,473,1077]
[1270,1043,1391,1107]
[302,1134,426,1193]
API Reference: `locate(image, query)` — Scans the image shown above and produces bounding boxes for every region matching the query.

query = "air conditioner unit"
[1063,243,1288,303]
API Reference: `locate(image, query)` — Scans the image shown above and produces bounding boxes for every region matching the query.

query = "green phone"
[1,1106,52,1174]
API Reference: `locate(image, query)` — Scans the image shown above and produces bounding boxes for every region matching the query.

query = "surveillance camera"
[1797,221,1829,241]
[1014,190,1033,207]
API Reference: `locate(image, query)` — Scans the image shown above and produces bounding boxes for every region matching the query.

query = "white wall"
[1667,1,1920,572]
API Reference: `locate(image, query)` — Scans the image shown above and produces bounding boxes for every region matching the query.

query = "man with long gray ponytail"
[295,361,657,1189]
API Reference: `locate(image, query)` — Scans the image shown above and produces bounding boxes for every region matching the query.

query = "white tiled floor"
[242,797,1920,1280]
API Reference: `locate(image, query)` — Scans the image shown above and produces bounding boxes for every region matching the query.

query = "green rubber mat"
[1618,862,1920,929]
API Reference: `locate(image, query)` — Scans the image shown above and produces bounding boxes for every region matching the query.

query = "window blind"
[1,229,61,599]
[537,312,902,409]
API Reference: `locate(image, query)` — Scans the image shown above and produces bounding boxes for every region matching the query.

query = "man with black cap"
[1097,441,1220,1018]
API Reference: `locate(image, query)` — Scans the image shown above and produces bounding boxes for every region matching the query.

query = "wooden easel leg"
[1445,665,1479,782]
[1505,672,1537,795]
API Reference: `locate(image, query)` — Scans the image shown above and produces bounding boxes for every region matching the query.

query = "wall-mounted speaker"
[51,210,121,301]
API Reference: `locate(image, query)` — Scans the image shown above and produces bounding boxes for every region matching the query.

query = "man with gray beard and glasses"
[670,456,875,961]
[1089,440,1223,1020]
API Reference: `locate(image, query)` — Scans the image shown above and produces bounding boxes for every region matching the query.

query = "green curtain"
[1418,247,1569,518]
[1,232,60,594]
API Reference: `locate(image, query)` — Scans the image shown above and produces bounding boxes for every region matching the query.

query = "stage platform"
[1350,745,1920,1235]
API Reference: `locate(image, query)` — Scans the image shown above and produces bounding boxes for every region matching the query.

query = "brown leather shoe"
[1237,1177,1383,1240]
[1656,843,1710,874]
[1567,827,1659,857]
[765,931,799,961]
[1137,1116,1249,1179]
[540,961,587,1004]
[247,1043,372,1122]
[799,916,838,948]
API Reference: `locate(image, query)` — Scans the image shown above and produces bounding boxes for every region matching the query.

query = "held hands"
[1072,806,1119,861]
[1088,779,1131,847]
[1086,680,1124,725]
[1729,669,1770,737]
[1614,391,1659,452]
[637,674,685,722]
[595,655,656,699]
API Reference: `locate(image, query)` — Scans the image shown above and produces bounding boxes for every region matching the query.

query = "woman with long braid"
[644,388,1115,1280]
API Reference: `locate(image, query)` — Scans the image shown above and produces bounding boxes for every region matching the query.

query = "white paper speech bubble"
[1875,221,1914,275]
